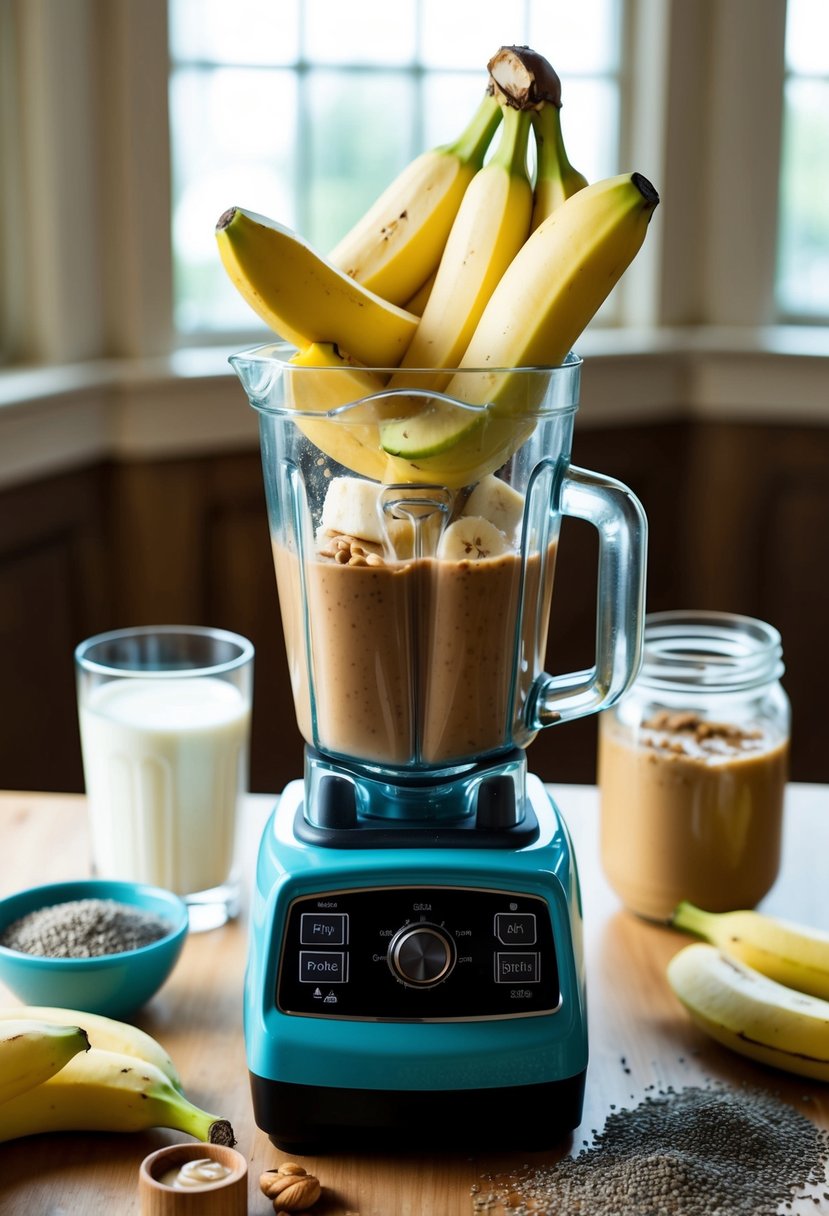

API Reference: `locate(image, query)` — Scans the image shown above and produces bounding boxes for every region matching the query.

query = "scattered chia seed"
[0,898,172,958]
[472,1085,829,1215]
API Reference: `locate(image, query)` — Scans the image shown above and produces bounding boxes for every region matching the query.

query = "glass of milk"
[75,626,254,931]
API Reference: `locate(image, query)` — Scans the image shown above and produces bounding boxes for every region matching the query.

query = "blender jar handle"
[527,465,648,729]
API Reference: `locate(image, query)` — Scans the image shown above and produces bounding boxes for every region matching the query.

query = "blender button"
[299,951,348,983]
[494,913,537,945]
[495,952,540,984]
[300,912,348,945]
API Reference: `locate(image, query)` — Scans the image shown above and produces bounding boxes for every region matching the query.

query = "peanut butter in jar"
[598,612,790,922]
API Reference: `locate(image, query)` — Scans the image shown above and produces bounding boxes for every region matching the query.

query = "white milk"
[79,676,251,896]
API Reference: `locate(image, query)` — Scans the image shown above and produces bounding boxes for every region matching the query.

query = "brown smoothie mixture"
[273,538,556,767]
[598,709,788,921]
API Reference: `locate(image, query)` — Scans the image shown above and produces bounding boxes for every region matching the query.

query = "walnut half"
[260,1162,321,1211]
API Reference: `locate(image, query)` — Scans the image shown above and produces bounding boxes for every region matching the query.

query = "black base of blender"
[249,1069,586,1155]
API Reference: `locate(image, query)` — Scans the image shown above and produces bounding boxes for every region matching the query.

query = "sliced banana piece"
[437,516,510,561]
[320,474,451,558]
[462,475,525,544]
[320,476,384,544]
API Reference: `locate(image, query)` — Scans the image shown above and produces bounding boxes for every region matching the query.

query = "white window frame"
[2,0,802,360]
[0,0,827,487]
[166,0,627,343]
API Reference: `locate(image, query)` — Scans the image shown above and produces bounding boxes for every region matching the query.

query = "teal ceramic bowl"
[0,879,188,1017]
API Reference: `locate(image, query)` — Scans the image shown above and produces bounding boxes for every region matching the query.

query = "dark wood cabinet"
[1,416,827,794]
[0,468,112,793]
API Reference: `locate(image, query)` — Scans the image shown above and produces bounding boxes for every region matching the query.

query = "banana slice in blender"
[318,475,417,557]
[461,475,525,545]
[437,516,510,561]
[321,476,385,544]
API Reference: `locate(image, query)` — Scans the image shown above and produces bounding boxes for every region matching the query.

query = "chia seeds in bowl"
[0,879,189,1017]
[0,897,173,958]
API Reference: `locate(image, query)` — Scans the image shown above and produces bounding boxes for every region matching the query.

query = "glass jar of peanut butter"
[598,610,789,921]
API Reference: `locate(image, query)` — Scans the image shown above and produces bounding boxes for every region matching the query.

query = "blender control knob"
[388,923,456,987]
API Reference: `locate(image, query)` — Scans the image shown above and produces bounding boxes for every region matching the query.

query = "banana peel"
[379,172,659,484]
[216,207,418,367]
[668,942,829,1082]
[671,901,829,1002]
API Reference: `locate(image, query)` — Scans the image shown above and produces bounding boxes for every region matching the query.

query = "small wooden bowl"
[139,1144,248,1216]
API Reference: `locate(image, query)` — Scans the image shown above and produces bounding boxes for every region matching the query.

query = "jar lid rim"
[638,610,784,692]
[643,609,782,646]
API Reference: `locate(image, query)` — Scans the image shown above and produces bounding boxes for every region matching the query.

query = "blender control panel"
[276,886,560,1020]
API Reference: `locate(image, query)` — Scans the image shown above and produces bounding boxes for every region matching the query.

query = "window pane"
[170,0,299,66]
[420,0,519,70]
[530,0,621,74]
[557,78,619,183]
[302,0,416,64]
[420,74,496,150]
[305,70,418,251]
[785,0,829,75]
[169,68,297,333]
[167,0,624,336]
[777,79,829,316]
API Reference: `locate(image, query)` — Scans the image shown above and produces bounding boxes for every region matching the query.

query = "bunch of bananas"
[216,45,660,488]
[667,901,829,1081]
[0,1004,234,1144]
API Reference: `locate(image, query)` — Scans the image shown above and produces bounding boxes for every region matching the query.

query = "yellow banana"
[405,271,436,317]
[282,343,395,483]
[671,901,829,1002]
[215,207,418,367]
[0,1018,89,1106]
[0,1046,234,1144]
[379,172,659,484]
[667,941,829,1082]
[486,45,587,230]
[388,102,534,391]
[328,90,502,305]
[279,344,441,485]
[530,101,589,231]
[0,1004,181,1089]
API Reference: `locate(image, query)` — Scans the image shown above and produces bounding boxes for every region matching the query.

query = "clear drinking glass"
[75,626,254,931]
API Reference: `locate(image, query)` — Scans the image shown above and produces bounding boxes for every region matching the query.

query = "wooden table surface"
[0,784,828,1215]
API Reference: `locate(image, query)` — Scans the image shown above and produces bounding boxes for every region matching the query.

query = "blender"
[232,344,647,1152]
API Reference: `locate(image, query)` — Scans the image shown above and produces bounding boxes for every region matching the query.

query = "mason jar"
[598,610,790,921]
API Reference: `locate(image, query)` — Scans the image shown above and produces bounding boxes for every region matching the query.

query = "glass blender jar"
[231,344,648,1152]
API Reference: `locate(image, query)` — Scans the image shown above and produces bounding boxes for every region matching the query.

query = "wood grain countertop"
[0,784,827,1214]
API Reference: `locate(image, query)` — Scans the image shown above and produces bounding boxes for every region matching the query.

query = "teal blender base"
[249,1066,586,1154]
[245,771,588,1153]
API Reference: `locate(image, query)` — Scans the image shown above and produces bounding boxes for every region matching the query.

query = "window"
[168,0,624,337]
[777,0,829,319]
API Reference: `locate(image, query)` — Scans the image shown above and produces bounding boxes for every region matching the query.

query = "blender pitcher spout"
[228,349,285,407]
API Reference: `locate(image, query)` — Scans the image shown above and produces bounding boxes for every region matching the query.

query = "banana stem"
[208,1119,237,1146]
[155,1080,236,1145]
[489,104,533,178]
[532,102,573,187]
[670,900,718,939]
[528,81,587,230]
[446,90,503,169]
